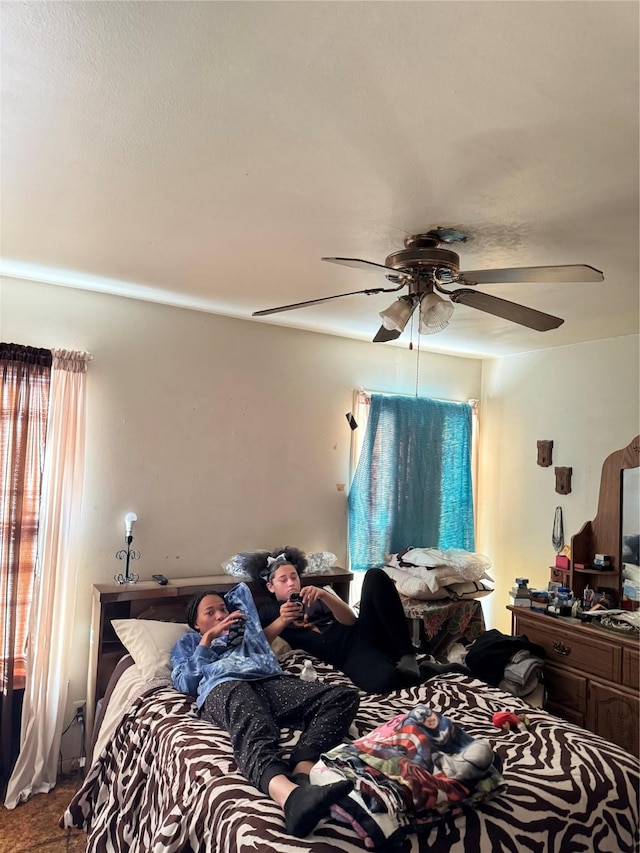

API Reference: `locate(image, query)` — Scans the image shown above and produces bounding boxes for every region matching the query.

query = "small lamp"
[418,292,454,334]
[115,511,141,584]
[379,295,416,333]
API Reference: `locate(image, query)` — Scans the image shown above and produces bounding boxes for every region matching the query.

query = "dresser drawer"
[544,663,587,721]
[514,616,621,682]
[622,646,640,690]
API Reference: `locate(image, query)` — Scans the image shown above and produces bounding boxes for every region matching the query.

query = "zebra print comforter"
[63,652,639,853]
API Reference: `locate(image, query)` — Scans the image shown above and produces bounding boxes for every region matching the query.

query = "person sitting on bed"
[247,546,468,694]
[171,582,359,839]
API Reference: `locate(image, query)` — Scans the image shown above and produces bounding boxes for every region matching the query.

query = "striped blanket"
[62,651,639,853]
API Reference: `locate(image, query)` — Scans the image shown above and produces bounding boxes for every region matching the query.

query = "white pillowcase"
[383,566,450,600]
[385,549,492,592]
[111,619,191,681]
[383,565,493,601]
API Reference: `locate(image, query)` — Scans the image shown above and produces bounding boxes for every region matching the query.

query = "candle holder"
[115,512,140,584]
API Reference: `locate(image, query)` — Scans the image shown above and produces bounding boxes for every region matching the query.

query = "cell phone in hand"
[226,617,245,647]
[289,592,305,616]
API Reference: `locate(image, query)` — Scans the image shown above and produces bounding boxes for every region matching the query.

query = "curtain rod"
[357,387,477,405]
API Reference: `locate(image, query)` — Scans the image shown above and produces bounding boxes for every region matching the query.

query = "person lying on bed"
[247,546,468,694]
[171,582,359,839]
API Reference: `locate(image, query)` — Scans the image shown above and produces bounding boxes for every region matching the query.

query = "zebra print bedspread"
[63,652,639,853]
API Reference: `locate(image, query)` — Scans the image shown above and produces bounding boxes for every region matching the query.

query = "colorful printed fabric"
[311,704,504,848]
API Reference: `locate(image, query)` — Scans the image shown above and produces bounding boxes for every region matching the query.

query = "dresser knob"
[553,641,571,656]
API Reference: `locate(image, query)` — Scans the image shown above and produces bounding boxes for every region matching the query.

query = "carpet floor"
[0,776,85,853]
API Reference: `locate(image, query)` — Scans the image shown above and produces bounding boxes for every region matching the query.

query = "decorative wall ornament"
[537,440,554,467]
[555,467,572,495]
[552,506,565,553]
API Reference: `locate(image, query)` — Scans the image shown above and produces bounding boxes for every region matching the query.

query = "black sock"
[283,780,353,837]
[397,653,420,678]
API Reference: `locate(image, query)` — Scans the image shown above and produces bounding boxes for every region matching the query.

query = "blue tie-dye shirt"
[171,582,283,708]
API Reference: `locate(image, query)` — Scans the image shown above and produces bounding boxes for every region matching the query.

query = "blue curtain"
[348,394,474,572]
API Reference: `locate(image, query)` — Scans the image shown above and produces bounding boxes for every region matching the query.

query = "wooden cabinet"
[509,606,639,757]
[86,568,353,754]
[549,566,571,588]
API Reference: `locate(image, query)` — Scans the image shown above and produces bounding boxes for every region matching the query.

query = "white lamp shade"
[379,296,415,332]
[419,292,454,334]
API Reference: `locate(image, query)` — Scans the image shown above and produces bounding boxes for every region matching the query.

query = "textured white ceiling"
[2,1,638,357]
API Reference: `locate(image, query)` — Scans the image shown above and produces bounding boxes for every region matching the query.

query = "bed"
[62,620,640,853]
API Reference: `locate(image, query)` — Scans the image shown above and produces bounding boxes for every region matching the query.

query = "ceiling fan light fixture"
[379,295,415,332]
[418,292,454,335]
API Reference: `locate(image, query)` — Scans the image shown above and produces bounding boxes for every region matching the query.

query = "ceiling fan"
[253,228,604,342]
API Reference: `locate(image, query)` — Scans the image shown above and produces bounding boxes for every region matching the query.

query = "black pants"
[340,568,418,693]
[201,675,359,794]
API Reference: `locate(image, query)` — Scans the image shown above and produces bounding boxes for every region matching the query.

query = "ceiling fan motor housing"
[384,247,461,291]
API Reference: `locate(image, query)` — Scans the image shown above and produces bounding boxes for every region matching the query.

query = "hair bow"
[260,553,288,582]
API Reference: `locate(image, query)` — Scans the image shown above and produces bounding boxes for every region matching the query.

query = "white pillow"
[383,566,493,601]
[383,566,450,599]
[111,619,191,681]
[447,580,494,600]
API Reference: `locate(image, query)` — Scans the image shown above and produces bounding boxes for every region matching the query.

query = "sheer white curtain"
[5,350,90,808]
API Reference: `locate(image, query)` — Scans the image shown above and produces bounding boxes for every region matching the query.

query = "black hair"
[244,545,308,586]
[186,589,225,631]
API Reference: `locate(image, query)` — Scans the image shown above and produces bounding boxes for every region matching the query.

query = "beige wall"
[3,276,638,756]
[477,335,640,633]
[1,275,482,732]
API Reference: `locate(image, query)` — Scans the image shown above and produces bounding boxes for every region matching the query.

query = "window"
[0,345,51,787]
[0,347,51,691]
[348,392,475,572]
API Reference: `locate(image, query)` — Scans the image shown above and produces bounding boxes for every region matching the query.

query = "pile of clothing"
[465,629,545,700]
[310,704,504,848]
[383,547,494,602]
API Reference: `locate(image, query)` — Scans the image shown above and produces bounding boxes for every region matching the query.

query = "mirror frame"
[571,435,640,602]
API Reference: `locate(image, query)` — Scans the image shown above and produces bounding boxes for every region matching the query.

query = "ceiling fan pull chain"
[408,303,416,351]
[414,334,421,397]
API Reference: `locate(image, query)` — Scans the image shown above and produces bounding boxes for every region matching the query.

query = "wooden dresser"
[509,606,639,757]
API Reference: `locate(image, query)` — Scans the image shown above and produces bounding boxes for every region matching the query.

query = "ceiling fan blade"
[322,257,410,278]
[252,284,404,317]
[372,325,402,343]
[449,289,564,331]
[458,264,604,285]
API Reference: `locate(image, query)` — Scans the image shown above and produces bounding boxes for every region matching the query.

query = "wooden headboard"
[86,568,353,749]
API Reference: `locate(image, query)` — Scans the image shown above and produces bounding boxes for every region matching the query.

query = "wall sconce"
[537,440,553,467]
[555,467,572,495]
[115,512,140,584]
